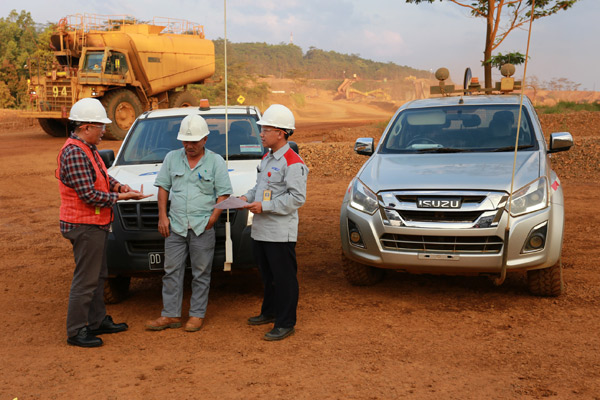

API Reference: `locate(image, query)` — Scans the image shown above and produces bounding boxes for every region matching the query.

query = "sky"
[3,0,599,91]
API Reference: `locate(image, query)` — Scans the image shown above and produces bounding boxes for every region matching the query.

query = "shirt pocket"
[170,169,186,192]
[197,171,215,196]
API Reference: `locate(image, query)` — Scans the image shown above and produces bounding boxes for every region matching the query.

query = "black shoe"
[264,327,295,341]
[88,315,128,335]
[67,326,103,348]
[247,314,276,326]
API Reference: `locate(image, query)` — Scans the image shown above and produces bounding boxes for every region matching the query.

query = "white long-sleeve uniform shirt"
[244,143,308,242]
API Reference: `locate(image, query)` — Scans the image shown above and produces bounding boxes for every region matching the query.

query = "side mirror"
[98,149,115,168]
[354,138,374,156]
[548,132,573,154]
[289,141,300,155]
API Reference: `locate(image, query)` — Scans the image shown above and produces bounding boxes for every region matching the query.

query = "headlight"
[509,177,548,216]
[349,179,379,215]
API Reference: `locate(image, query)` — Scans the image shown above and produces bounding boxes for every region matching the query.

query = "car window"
[117,114,263,165]
[380,105,537,153]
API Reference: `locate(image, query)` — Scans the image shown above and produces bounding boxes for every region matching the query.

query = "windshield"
[117,114,264,165]
[83,52,104,72]
[379,105,538,153]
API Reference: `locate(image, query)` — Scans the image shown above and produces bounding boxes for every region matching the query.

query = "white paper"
[214,196,249,209]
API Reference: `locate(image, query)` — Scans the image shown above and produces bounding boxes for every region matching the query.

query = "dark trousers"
[252,240,298,329]
[62,225,108,337]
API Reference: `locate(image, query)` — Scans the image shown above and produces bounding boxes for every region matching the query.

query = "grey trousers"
[62,225,108,337]
[161,228,215,318]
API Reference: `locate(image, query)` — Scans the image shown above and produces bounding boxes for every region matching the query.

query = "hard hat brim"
[177,131,209,142]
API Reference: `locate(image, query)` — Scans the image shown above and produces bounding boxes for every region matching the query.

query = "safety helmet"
[177,114,210,141]
[257,104,295,130]
[68,98,112,124]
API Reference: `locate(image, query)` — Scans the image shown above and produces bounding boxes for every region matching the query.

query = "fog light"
[347,219,365,248]
[528,234,544,249]
[522,221,548,253]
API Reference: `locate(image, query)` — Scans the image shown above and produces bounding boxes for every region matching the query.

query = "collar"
[270,143,290,160]
[71,133,97,151]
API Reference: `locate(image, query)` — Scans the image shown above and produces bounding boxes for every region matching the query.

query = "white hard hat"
[68,98,112,124]
[257,104,295,130]
[177,114,210,141]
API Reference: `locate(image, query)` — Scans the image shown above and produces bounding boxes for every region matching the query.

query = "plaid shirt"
[58,134,120,233]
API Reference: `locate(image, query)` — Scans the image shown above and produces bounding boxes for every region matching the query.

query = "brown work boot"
[145,316,182,331]
[184,317,204,332]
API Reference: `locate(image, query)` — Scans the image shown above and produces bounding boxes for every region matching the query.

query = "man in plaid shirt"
[57,98,150,348]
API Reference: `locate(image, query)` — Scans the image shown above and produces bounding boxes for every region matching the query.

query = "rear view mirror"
[98,149,115,168]
[355,138,374,156]
[548,132,573,153]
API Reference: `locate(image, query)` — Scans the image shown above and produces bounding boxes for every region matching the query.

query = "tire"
[101,90,143,140]
[38,118,67,137]
[527,261,564,297]
[104,276,131,304]
[341,254,385,286]
[169,90,198,108]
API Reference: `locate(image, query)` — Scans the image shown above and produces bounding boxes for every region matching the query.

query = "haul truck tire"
[102,89,143,140]
[104,276,131,304]
[341,254,385,286]
[527,260,564,297]
[38,118,68,137]
[169,90,197,108]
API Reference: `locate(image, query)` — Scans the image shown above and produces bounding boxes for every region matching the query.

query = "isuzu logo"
[417,197,462,209]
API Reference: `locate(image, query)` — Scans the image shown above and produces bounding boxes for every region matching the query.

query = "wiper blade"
[417,147,468,153]
[491,145,534,152]
[222,153,264,160]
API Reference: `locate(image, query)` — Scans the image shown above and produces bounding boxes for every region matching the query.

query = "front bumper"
[340,201,563,275]
[107,202,256,277]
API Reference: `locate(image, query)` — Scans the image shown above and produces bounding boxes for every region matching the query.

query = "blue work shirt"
[155,148,232,237]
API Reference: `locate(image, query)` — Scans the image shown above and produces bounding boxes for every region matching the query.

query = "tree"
[405,0,580,88]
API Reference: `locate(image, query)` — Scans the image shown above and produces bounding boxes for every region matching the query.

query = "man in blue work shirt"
[241,104,308,341]
[146,114,232,332]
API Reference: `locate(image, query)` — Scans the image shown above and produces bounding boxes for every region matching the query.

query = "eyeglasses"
[260,127,282,134]
[85,124,106,133]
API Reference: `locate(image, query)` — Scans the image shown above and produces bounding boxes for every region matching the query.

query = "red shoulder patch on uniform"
[284,148,304,166]
[262,151,269,160]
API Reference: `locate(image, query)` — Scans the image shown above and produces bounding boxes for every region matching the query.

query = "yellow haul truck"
[24,14,215,139]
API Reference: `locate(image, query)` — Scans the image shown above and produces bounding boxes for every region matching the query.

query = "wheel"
[527,261,564,297]
[341,254,384,286]
[104,276,131,304]
[38,118,67,137]
[169,90,198,108]
[101,90,143,140]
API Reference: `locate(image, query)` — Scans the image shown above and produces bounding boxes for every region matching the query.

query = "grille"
[42,79,73,111]
[381,234,503,253]
[395,195,486,204]
[117,201,237,231]
[397,210,483,223]
[127,240,164,253]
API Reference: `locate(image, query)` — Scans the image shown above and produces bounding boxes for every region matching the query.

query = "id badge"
[262,190,272,201]
[95,206,101,215]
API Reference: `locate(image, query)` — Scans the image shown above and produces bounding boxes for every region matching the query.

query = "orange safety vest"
[56,138,113,225]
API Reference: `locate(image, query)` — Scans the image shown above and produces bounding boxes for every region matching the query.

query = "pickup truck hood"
[108,159,260,202]
[359,152,541,193]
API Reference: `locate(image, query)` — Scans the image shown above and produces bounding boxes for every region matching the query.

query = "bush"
[537,101,600,114]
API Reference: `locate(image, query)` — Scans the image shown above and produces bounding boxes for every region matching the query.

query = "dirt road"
[1,104,599,399]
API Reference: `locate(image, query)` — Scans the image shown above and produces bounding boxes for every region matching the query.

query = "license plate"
[148,252,164,270]
[417,197,462,209]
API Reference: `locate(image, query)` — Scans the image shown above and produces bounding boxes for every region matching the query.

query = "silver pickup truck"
[340,93,573,296]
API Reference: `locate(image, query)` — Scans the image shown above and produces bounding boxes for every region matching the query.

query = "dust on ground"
[1,99,599,399]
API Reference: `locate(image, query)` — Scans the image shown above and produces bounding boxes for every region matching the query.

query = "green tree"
[0,9,54,108]
[405,0,580,88]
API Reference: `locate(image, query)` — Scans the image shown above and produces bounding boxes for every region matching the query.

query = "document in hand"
[214,197,249,209]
